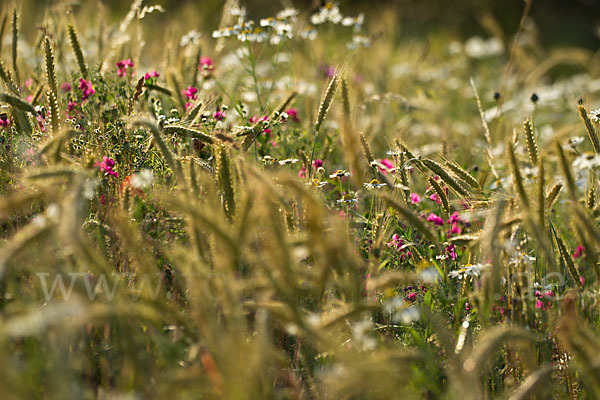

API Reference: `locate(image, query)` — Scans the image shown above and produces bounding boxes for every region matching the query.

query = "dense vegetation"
[1,0,600,398]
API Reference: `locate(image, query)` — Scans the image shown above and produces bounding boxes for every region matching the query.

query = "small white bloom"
[329,169,350,178]
[278,158,299,166]
[573,153,600,171]
[363,179,387,190]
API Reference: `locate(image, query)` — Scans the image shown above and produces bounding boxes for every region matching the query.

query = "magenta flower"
[379,158,395,175]
[535,290,553,310]
[450,222,462,235]
[320,64,335,78]
[213,110,225,121]
[183,86,198,100]
[68,98,78,112]
[78,78,95,100]
[285,108,300,123]
[407,292,417,302]
[410,193,421,205]
[0,115,10,127]
[95,156,119,178]
[573,245,585,259]
[199,56,213,70]
[427,213,444,226]
[386,234,412,261]
[250,115,270,133]
[116,58,134,77]
[144,70,160,80]
[61,81,72,92]
[429,193,441,205]
[312,159,323,169]
[446,244,457,260]
[298,165,307,178]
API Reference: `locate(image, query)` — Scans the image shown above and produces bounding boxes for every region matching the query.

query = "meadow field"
[1,0,600,398]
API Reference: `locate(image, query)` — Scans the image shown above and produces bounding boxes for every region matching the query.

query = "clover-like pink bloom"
[285,108,300,123]
[379,158,395,175]
[427,213,444,226]
[116,58,134,77]
[410,193,421,205]
[95,156,119,178]
[183,86,198,100]
[429,193,441,205]
[78,78,95,100]
[61,81,72,92]
[144,70,160,80]
[199,57,213,69]
[213,110,225,121]
[573,245,585,259]
[250,115,270,133]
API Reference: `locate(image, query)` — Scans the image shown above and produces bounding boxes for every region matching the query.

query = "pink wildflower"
[0,114,10,127]
[95,156,119,178]
[410,193,421,205]
[450,223,462,235]
[116,58,134,77]
[199,56,213,70]
[574,245,585,259]
[61,82,72,92]
[379,158,395,175]
[312,159,323,169]
[144,70,160,80]
[386,234,412,261]
[427,213,444,226]
[68,98,78,112]
[183,86,198,100]
[429,193,441,205]
[446,244,457,260]
[285,108,300,123]
[298,165,307,178]
[78,78,95,100]
[250,115,270,133]
[213,110,225,121]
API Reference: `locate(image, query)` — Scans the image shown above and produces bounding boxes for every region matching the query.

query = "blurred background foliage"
[13,0,600,50]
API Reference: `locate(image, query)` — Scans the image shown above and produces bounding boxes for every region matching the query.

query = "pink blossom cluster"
[573,245,585,259]
[403,285,427,302]
[535,290,553,310]
[183,86,198,109]
[0,115,10,127]
[250,115,270,133]
[199,57,213,70]
[144,70,160,80]
[285,108,300,123]
[213,110,225,121]
[116,59,134,77]
[386,233,412,261]
[446,244,457,260]
[410,193,421,205]
[79,78,95,100]
[378,158,395,175]
[427,213,444,226]
[96,156,119,178]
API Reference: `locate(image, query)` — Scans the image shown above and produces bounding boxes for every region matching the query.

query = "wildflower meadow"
[1,0,600,398]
